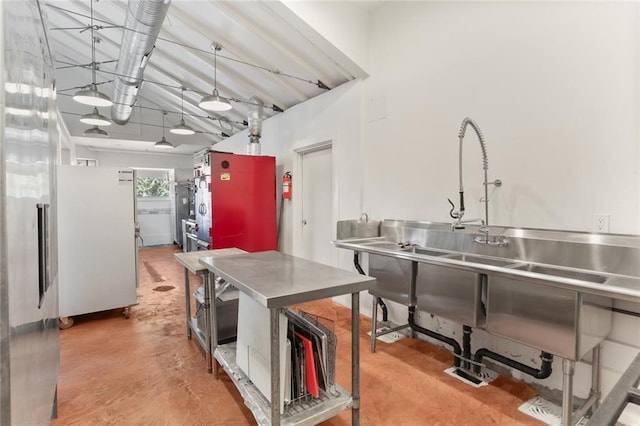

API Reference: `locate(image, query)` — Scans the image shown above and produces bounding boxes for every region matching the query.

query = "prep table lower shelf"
[215,342,353,426]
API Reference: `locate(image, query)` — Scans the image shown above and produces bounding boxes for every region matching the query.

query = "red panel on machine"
[209,152,277,252]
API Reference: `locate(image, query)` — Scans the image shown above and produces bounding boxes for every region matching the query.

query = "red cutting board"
[294,332,319,398]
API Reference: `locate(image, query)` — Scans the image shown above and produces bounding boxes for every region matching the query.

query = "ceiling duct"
[247,96,263,155]
[111,0,171,125]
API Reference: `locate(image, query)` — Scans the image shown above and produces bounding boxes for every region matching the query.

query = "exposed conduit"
[111,0,171,124]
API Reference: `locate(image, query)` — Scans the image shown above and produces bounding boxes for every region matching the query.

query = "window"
[136,177,170,197]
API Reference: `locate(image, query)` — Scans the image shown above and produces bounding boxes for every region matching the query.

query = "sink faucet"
[448,117,503,244]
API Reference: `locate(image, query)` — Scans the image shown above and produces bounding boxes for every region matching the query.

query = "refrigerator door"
[57,166,137,317]
[1,0,60,423]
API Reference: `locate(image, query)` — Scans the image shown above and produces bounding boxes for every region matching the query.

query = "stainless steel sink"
[363,241,407,251]
[402,246,449,256]
[335,219,640,358]
[510,264,608,284]
[368,253,416,306]
[487,267,612,360]
[368,245,451,306]
[415,254,516,328]
[444,253,517,267]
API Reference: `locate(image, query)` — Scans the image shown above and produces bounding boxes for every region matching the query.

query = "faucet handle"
[448,198,457,219]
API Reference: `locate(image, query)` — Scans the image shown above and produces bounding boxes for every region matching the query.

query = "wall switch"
[593,214,610,233]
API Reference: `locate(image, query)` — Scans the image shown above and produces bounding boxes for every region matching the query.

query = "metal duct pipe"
[247,96,263,155]
[111,0,171,124]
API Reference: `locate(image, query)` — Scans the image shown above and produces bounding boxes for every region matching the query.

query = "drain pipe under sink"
[408,306,462,368]
[473,348,553,379]
[353,252,388,322]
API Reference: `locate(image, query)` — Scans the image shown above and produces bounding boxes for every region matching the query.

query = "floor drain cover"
[444,366,497,388]
[367,325,410,343]
[518,396,588,425]
[152,285,175,292]
[143,261,164,283]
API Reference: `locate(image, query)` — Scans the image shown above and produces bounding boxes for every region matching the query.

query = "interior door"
[301,146,333,266]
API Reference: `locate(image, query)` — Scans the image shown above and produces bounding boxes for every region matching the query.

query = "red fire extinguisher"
[282,172,292,200]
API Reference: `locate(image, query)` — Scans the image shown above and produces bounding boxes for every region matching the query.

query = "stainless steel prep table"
[174,248,247,372]
[199,250,376,426]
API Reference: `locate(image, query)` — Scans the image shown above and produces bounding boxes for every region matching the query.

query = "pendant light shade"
[170,119,195,135]
[83,125,108,137]
[200,43,232,112]
[199,89,232,112]
[80,107,111,126]
[154,136,174,149]
[73,84,113,107]
[171,89,195,135]
[73,1,113,107]
[154,112,175,149]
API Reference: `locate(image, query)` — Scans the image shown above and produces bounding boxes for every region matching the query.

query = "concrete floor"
[52,246,541,425]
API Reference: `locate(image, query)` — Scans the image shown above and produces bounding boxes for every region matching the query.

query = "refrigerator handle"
[37,203,49,308]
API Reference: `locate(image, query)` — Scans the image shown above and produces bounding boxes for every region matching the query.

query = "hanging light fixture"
[80,107,111,126]
[199,43,232,112]
[171,88,195,135]
[83,125,108,137]
[73,0,113,107]
[154,112,175,149]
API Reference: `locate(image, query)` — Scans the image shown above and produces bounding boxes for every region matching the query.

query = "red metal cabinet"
[195,152,277,252]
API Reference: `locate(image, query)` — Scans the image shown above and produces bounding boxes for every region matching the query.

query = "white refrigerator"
[57,166,138,318]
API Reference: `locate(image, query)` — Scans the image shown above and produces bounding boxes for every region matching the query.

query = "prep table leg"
[562,358,575,426]
[204,272,213,374]
[270,308,281,425]
[370,296,378,353]
[210,272,219,378]
[352,292,360,426]
[184,267,192,339]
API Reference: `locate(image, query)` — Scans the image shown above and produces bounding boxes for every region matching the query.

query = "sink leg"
[370,296,378,353]
[591,343,602,413]
[562,358,575,426]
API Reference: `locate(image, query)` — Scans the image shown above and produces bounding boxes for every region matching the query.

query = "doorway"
[134,168,175,247]
[299,143,335,266]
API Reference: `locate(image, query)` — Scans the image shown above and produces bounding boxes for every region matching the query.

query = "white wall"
[365,1,639,234]
[362,1,640,421]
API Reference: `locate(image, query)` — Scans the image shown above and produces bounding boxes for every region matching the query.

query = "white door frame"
[292,140,339,266]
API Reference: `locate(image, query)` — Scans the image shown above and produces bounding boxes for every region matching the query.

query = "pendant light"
[170,88,195,135]
[73,0,113,107]
[199,43,232,112]
[83,125,108,137]
[80,107,111,126]
[154,112,175,149]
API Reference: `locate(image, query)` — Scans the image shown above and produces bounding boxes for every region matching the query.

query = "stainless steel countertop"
[174,248,247,274]
[334,238,640,305]
[199,251,376,308]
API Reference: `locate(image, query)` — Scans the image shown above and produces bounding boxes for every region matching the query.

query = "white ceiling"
[45,0,363,154]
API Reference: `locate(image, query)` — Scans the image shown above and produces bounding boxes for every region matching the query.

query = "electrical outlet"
[593,214,610,233]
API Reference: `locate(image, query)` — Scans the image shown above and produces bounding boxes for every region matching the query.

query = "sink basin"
[487,267,612,360]
[363,241,407,250]
[402,246,449,257]
[415,258,492,328]
[511,264,608,284]
[444,253,516,267]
